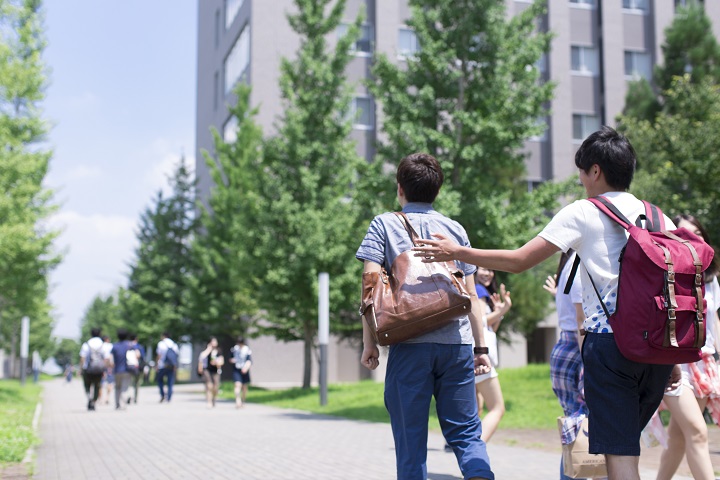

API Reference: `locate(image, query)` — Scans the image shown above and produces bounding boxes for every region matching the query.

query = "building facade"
[195,0,720,383]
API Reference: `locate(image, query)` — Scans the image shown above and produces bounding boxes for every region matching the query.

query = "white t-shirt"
[538,192,675,334]
[79,337,113,369]
[556,253,583,332]
[702,276,720,355]
[156,338,178,368]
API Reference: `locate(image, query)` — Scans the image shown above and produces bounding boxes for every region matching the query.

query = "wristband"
[474,346,489,355]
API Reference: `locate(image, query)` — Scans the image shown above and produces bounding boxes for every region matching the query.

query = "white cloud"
[140,138,196,197]
[59,165,103,183]
[48,210,138,339]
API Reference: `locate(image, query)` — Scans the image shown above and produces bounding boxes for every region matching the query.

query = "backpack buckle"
[668,308,676,321]
[666,271,675,283]
[695,274,703,286]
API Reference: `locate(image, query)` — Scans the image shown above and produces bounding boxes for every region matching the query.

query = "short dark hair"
[237,337,246,345]
[117,328,128,341]
[574,126,636,191]
[91,328,101,338]
[161,331,170,338]
[130,334,138,342]
[396,153,444,203]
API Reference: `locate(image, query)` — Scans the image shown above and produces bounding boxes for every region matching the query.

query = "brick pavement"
[33,379,691,480]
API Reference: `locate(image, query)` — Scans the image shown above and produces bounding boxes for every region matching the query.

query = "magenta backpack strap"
[640,201,665,232]
[588,196,632,230]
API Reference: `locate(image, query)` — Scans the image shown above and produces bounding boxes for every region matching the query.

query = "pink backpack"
[569,196,715,365]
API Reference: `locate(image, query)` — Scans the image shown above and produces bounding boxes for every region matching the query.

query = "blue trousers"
[157,367,175,401]
[385,343,494,480]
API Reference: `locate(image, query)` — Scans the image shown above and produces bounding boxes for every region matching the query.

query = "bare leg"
[241,383,248,403]
[606,454,639,480]
[657,388,714,480]
[475,377,505,442]
[204,373,213,407]
[234,381,242,407]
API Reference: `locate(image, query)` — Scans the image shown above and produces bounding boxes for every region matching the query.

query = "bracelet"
[474,346,489,355]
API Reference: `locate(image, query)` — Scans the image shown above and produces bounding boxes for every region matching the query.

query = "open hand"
[412,233,458,262]
[492,284,512,315]
[543,274,557,296]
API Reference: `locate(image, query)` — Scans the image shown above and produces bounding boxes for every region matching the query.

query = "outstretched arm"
[413,235,560,274]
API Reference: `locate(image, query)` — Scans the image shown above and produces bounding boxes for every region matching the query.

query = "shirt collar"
[402,202,435,214]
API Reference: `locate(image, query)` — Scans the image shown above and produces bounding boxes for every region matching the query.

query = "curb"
[21,401,42,465]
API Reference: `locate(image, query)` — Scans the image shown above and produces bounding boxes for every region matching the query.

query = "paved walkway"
[33,379,688,480]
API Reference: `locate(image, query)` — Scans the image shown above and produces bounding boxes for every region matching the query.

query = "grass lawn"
[0,380,41,465]
[220,363,564,430]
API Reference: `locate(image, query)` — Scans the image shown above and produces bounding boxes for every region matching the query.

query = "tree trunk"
[302,322,313,389]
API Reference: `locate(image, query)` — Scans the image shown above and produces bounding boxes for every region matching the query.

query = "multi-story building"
[195,0,720,383]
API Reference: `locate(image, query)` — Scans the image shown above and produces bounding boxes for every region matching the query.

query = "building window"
[573,114,600,141]
[223,115,238,143]
[337,23,374,55]
[224,24,251,94]
[623,0,648,11]
[571,46,599,75]
[215,9,221,48]
[624,51,652,80]
[570,0,595,6]
[398,28,420,58]
[213,71,219,111]
[225,0,244,30]
[529,117,549,142]
[675,0,704,10]
[536,53,548,75]
[351,97,374,130]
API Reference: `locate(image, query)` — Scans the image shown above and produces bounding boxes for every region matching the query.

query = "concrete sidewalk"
[33,379,686,480]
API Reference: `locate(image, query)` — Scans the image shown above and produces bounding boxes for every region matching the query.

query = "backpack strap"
[566,255,612,322]
[661,230,706,348]
[587,196,632,229]
[640,200,665,232]
[563,255,581,295]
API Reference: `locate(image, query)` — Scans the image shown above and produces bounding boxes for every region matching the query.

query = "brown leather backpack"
[360,212,472,346]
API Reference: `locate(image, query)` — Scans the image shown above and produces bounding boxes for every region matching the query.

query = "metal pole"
[318,272,329,406]
[20,316,29,386]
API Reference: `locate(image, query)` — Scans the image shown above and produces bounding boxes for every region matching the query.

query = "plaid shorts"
[550,330,586,417]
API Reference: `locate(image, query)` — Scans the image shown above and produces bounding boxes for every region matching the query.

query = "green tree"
[54,337,80,368]
[79,290,126,342]
[623,1,720,122]
[248,0,365,388]
[187,83,263,344]
[125,158,197,346]
[0,0,61,373]
[367,0,568,335]
[621,76,720,243]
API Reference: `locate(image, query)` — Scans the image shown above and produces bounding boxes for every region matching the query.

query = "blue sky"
[43,1,198,339]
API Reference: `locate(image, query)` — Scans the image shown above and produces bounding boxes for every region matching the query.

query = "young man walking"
[156,332,179,403]
[356,153,494,480]
[79,327,111,411]
[107,328,135,409]
[414,127,680,480]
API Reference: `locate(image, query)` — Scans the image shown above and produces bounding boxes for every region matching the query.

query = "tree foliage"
[623,0,720,122]
[125,159,197,346]
[187,83,263,344]
[367,0,568,335]
[620,76,720,244]
[79,290,126,342]
[233,0,366,388]
[0,0,60,367]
